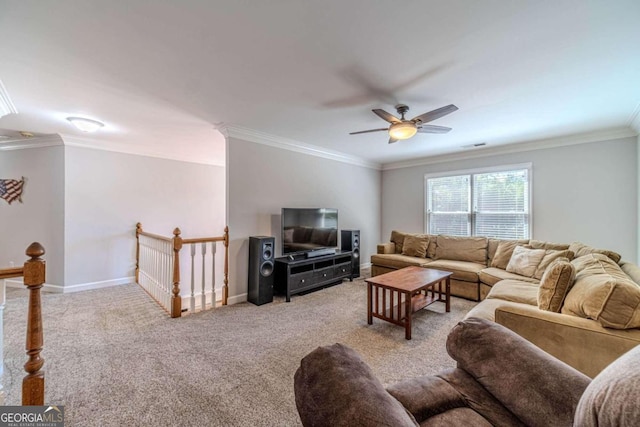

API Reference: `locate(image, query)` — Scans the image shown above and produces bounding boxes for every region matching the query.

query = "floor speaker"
[248,236,275,305]
[341,230,360,279]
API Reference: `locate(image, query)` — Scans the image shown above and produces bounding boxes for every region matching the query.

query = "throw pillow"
[562,254,640,329]
[569,242,622,264]
[538,258,576,312]
[390,230,407,254]
[491,241,530,269]
[505,246,547,278]
[533,249,575,280]
[401,234,429,258]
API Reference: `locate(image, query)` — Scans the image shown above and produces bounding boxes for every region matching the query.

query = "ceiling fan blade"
[349,128,389,135]
[417,125,452,134]
[372,109,401,124]
[411,104,458,124]
[388,137,398,144]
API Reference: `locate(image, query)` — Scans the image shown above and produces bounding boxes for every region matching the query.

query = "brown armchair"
[294,317,640,426]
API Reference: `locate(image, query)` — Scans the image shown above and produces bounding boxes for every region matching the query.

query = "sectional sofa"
[371,231,640,377]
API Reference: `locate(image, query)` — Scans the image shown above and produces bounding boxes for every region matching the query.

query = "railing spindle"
[190,244,196,313]
[201,243,206,311]
[211,242,217,309]
[223,226,229,305]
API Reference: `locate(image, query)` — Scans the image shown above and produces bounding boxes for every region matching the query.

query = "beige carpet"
[2,275,476,426]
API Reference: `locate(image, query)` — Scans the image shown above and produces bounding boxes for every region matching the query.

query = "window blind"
[426,167,530,239]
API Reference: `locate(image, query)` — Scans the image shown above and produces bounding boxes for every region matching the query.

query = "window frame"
[423,163,533,239]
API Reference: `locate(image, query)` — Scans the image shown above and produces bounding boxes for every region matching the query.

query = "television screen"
[282,208,338,255]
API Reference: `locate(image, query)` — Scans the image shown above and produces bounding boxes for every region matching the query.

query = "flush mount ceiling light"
[66,116,104,132]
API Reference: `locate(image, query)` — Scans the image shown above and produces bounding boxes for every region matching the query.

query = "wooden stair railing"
[136,224,229,317]
[0,242,46,405]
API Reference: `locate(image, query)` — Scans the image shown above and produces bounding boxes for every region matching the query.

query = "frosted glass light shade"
[67,117,104,132]
[388,122,417,140]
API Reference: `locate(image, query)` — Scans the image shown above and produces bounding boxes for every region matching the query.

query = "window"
[425,164,531,239]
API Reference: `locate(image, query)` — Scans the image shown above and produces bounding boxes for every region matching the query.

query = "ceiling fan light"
[388,122,417,140]
[67,116,105,132]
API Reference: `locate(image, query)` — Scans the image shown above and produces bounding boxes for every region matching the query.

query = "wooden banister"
[22,242,46,406]
[0,267,24,280]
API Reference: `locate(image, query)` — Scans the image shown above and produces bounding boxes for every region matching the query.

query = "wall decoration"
[0,176,25,204]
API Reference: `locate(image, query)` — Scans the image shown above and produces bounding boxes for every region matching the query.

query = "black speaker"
[248,236,275,305]
[341,229,360,279]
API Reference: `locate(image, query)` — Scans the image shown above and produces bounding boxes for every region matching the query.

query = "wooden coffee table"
[365,266,452,340]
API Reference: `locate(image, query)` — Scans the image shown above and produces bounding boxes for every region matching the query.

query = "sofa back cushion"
[491,240,530,269]
[569,242,622,264]
[402,234,429,258]
[435,235,488,264]
[505,246,546,277]
[533,249,575,280]
[538,258,575,312]
[390,230,408,253]
[529,240,570,251]
[562,254,640,329]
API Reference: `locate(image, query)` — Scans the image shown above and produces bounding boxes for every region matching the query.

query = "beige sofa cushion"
[562,254,640,329]
[425,260,485,283]
[478,267,540,286]
[533,249,575,280]
[506,246,546,277]
[486,279,539,305]
[569,242,622,264]
[390,230,408,253]
[491,240,530,269]
[370,254,431,270]
[529,240,570,251]
[538,259,576,312]
[427,235,437,259]
[435,235,488,264]
[620,261,640,285]
[465,298,529,322]
[401,234,429,258]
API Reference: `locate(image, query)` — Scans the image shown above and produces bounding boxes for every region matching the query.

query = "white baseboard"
[227,293,247,305]
[5,277,133,293]
[360,262,372,269]
[181,290,247,310]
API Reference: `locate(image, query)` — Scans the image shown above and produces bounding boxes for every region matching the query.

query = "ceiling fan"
[350,103,458,144]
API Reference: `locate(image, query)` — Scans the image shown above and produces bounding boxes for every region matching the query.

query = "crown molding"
[0,134,64,151]
[382,127,637,171]
[61,134,225,167]
[628,102,640,133]
[0,79,18,118]
[218,123,382,170]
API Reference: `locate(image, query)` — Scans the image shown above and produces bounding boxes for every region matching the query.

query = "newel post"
[135,222,142,283]
[171,228,183,318]
[223,226,229,306]
[22,242,46,406]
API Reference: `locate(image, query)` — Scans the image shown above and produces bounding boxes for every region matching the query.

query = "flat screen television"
[282,208,338,255]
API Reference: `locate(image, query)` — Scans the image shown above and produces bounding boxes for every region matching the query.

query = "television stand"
[274,250,353,302]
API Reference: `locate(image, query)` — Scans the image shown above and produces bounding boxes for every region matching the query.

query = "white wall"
[382,136,638,261]
[64,146,226,292]
[227,137,381,303]
[0,145,65,285]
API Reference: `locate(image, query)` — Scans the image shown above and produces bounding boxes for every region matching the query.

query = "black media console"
[274,251,353,302]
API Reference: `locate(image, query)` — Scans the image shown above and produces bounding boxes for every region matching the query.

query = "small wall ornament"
[0,176,25,204]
